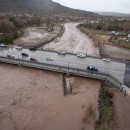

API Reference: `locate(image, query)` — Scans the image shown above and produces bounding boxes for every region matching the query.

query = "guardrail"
[0,56,121,88]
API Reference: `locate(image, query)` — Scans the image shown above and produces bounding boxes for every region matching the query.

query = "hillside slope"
[0,0,98,17]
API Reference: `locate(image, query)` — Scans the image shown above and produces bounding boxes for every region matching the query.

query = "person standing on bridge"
[121,87,123,92]
[116,87,119,91]
[124,90,127,96]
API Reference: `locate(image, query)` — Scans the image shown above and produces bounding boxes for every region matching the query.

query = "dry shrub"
[88,104,95,117]
[82,103,95,124]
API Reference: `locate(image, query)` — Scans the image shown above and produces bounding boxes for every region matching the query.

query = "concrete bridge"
[0,55,129,95]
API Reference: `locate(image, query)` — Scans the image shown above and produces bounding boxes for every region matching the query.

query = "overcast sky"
[53,0,130,14]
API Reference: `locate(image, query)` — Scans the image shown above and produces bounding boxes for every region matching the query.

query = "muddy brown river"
[0,64,100,130]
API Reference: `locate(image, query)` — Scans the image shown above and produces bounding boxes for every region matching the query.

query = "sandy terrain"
[43,23,99,56]
[109,88,130,130]
[0,64,100,130]
[14,27,59,46]
[100,44,130,60]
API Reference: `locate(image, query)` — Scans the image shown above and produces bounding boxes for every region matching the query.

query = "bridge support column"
[18,62,21,67]
[66,72,70,76]
[18,64,21,67]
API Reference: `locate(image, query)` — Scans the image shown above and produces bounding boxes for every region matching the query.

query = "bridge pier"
[63,74,73,96]
[18,62,21,67]
[63,74,68,96]
[66,72,70,76]
[0,56,127,91]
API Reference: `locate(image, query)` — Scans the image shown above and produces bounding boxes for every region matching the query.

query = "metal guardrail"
[0,56,121,88]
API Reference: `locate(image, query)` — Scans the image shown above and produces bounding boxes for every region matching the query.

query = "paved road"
[0,47,126,84]
[124,63,130,87]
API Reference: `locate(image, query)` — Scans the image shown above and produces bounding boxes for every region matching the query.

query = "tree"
[44,17,58,31]
[0,20,19,43]
[123,22,130,32]
[9,17,27,28]
[32,16,43,27]
[0,20,16,34]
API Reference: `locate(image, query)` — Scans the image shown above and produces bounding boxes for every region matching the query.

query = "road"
[124,63,130,87]
[0,47,126,84]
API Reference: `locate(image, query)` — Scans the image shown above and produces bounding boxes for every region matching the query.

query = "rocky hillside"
[0,0,98,17]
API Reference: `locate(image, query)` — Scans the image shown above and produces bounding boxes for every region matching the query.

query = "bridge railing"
[0,56,121,88]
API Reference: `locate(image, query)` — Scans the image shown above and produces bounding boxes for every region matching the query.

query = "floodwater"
[43,23,99,56]
[0,64,100,130]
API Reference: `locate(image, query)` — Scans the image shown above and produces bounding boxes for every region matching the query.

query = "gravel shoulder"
[100,44,130,61]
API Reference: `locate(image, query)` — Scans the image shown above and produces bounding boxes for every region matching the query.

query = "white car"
[0,44,8,47]
[46,56,54,61]
[77,53,86,58]
[103,58,111,62]
[14,46,22,50]
[58,51,66,55]
[7,54,14,58]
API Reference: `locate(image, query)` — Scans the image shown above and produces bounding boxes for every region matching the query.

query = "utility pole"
[67,62,69,76]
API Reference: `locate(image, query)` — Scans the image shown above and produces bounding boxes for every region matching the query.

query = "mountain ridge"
[96,11,130,17]
[0,0,99,17]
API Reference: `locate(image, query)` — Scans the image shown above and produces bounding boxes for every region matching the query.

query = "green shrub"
[0,32,19,44]
[95,84,115,130]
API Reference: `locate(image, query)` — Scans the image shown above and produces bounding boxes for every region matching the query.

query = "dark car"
[21,53,28,57]
[29,47,36,51]
[87,66,98,72]
[30,57,37,62]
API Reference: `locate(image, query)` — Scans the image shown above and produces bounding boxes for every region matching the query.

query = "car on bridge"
[0,44,8,47]
[7,54,14,58]
[29,47,37,51]
[58,51,66,55]
[30,57,38,62]
[87,66,98,72]
[46,56,54,61]
[103,58,111,62]
[77,53,86,58]
[21,53,28,57]
[14,46,22,50]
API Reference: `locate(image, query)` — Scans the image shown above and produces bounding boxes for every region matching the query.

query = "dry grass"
[95,34,111,43]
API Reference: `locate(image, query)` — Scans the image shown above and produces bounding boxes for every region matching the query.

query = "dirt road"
[0,64,100,130]
[100,44,130,61]
[43,23,99,56]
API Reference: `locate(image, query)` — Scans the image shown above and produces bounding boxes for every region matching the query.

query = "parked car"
[7,54,14,58]
[87,66,98,72]
[30,57,38,62]
[29,47,36,51]
[58,51,66,55]
[46,56,54,61]
[14,46,22,50]
[0,44,8,47]
[103,58,111,62]
[21,53,28,57]
[77,53,86,58]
